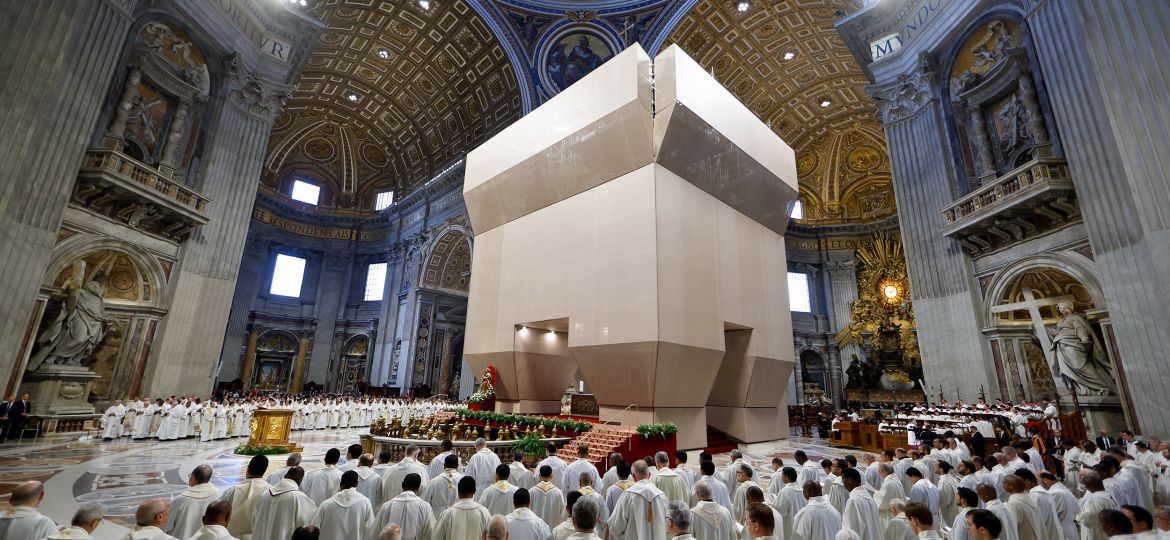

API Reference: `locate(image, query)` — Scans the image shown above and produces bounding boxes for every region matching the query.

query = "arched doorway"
[252,331,298,392]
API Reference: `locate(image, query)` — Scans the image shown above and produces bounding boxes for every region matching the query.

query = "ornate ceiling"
[663,0,895,225]
[262,0,524,211]
[260,0,895,223]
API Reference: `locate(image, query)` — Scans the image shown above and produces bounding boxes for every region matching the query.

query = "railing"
[941,157,1072,229]
[81,149,210,213]
[603,403,639,425]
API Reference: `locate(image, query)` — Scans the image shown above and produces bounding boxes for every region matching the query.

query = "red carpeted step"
[704,426,738,455]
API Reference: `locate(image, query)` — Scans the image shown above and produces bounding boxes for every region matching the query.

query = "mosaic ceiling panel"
[263,0,524,211]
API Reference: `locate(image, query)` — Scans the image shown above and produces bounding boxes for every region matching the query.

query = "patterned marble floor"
[0,428,863,540]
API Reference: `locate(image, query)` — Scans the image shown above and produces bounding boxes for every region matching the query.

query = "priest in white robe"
[791,481,842,540]
[433,477,492,540]
[101,400,127,440]
[465,438,503,496]
[601,453,625,496]
[373,472,434,540]
[796,451,822,491]
[744,502,781,540]
[652,453,690,504]
[1014,469,1063,540]
[164,464,220,539]
[508,450,536,490]
[690,480,737,540]
[772,467,808,540]
[0,481,58,540]
[310,471,373,540]
[1077,475,1118,540]
[46,502,105,540]
[251,466,316,540]
[906,467,940,527]
[825,461,850,515]
[976,485,1019,540]
[421,454,463,517]
[607,460,669,540]
[839,469,880,540]
[723,450,749,496]
[351,454,383,506]
[303,448,343,505]
[537,444,569,494]
[1003,476,1044,540]
[506,488,553,540]
[427,440,458,479]
[732,464,762,523]
[186,501,236,540]
[1040,471,1080,540]
[576,472,610,537]
[218,456,271,540]
[884,499,917,540]
[531,465,567,529]
[477,463,520,516]
[874,464,905,529]
[698,461,734,516]
[267,454,302,486]
[935,461,960,527]
[564,445,603,493]
[127,498,177,540]
[560,496,604,540]
[766,458,787,504]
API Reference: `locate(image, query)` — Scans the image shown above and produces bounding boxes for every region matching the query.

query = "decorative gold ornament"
[836,231,920,364]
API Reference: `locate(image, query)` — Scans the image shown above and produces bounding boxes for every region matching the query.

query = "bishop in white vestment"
[421,456,463,517]
[310,473,374,540]
[164,465,220,539]
[531,467,567,528]
[477,464,520,516]
[607,462,669,540]
[690,481,737,540]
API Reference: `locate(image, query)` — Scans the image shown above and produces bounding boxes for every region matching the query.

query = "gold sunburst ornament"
[835,231,919,363]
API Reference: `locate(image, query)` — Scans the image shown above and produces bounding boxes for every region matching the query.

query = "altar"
[246,408,302,453]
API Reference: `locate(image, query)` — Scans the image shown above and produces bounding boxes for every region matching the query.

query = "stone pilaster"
[370,240,406,386]
[826,259,861,395]
[0,0,137,393]
[217,235,269,383]
[309,253,350,388]
[1026,0,1170,434]
[869,58,997,400]
[143,56,289,397]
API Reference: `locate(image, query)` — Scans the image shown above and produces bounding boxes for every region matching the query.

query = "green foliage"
[635,422,678,439]
[455,408,593,434]
[234,444,289,456]
[511,433,548,459]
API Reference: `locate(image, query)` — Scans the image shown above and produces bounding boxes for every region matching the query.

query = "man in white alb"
[165,464,220,539]
[251,466,315,540]
[373,472,434,540]
[607,460,669,540]
[432,477,492,540]
[466,438,503,496]
[506,488,552,540]
[310,471,374,540]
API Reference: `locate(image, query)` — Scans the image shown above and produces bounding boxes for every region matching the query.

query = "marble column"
[289,333,310,392]
[438,330,454,397]
[240,328,258,389]
[869,62,997,400]
[143,58,289,398]
[370,241,405,386]
[217,236,269,384]
[1026,0,1170,435]
[826,259,861,394]
[309,253,350,389]
[0,0,137,394]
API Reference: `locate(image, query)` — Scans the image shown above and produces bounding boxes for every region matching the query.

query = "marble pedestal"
[22,365,99,415]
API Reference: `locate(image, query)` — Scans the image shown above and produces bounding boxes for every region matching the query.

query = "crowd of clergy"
[6,423,1170,540]
[97,395,455,442]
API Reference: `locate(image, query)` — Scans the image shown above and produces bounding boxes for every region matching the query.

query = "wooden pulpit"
[247,409,302,452]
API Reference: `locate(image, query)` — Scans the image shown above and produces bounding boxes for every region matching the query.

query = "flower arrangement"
[468,386,495,404]
[635,422,678,439]
[455,408,592,434]
[234,444,289,456]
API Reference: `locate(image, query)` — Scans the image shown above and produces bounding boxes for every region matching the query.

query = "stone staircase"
[557,424,637,467]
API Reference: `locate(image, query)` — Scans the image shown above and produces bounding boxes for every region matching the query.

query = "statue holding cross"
[992,286,1115,396]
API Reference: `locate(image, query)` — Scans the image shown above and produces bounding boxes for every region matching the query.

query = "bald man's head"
[202,501,232,526]
[135,498,170,527]
[1002,475,1024,494]
[485,515,509,540]
[9,481,45,507]
[379,524,402,540]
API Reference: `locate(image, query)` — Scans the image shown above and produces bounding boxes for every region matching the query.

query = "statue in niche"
[27,281,116,371]
[846,354,866,389]
[1045,301,1115,396]
[996,92,1028,152]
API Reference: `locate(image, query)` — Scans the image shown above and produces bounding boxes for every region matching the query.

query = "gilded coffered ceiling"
[663,0,895,225]
[263,0,523,211]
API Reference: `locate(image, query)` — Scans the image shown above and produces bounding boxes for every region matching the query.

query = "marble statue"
[1046,301,1115,396]
[560,384,574,416]
[27,280,114,371]
[846,354,865,389]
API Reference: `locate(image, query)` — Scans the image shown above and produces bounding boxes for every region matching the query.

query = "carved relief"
[871,57,937,124]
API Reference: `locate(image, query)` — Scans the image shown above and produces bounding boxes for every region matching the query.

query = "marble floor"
[0,428,859,540]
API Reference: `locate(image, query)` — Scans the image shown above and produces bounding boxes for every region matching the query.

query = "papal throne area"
[2,1,1170,540]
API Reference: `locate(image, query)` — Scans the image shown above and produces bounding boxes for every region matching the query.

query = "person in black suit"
[0,395,13,443]
[1095,429,1119,451]
[7,393,31,441]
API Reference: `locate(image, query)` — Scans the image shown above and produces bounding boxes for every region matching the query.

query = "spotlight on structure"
[737,0,750,12]
[819,98,833,108]
[376,48,389,60]
[419,0,431,9]
[347,92,360,102]
[782,50,797,61]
